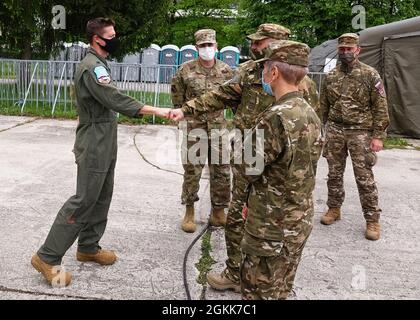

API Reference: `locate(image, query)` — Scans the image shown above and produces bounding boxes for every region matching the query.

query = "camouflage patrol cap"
[337,33,359,48]
[255,40,310,67]
[246,23,290,41]
[194,29,216,45]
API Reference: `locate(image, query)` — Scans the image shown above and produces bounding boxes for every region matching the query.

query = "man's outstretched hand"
[139,105,172,119]
[169,108,185,121]
[155,107,172,119]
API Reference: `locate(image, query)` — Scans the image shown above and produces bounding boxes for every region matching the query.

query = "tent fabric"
[308,39,338,73]
[384,33,420,137]
[309,16,420,138]
[360,16,420,73]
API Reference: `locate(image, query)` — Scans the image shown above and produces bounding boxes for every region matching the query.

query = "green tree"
[0,0,171,59]
[157,0,240,48]
[232,0,420,48]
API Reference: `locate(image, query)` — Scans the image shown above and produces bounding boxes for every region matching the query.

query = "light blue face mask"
[261,70,274,96]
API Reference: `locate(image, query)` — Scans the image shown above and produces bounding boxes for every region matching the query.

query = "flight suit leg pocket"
[86,141,112,173]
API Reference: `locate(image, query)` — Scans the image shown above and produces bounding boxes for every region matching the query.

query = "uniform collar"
[275,91,303,105]
[88,47,108,66]
[196,58,220,74]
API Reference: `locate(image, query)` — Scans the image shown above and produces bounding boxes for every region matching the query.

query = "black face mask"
[339,52,356,65]
[96,34,120,54]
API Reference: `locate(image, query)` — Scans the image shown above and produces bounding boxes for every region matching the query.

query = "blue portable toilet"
[66,42,85,61]
[108,60,122,82]
[220,46,240,68]
[121,53,141,82]
[64,42,89,79]
[215,49,220,60]
[52,43,70,79]
[179,45,198,65]
[159,44,179,84]
[141,44,161,83]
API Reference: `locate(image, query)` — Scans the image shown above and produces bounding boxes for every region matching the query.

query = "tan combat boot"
[209,208,226,227]
[207,270,240,293]
[31,254,72,287]
[320,207,341,225]
[181,205,196,233]
[76,249,117,265]
[365,222,380,241]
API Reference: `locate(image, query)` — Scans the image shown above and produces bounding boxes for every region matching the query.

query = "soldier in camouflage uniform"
[320,33,389,241]
[240,40,322,299]
[170,24,321,292]
[171,29,233,233]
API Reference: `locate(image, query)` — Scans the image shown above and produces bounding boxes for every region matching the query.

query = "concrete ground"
[0,115,419,300]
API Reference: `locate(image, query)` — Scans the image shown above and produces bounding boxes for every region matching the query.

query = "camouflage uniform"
[321,33,389,222]
[238,40,322,300]
[171,30,233,209]
[182,24,320,283]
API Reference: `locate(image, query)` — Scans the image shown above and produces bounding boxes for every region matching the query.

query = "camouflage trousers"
[181,120,231,209]
[240,238,309,300]
[223,167,248,283]
[323,124,381,222]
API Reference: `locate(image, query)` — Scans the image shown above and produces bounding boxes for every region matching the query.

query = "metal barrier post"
[21,62,39,113]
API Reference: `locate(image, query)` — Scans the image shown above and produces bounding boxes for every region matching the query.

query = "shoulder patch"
[93,66,111,84]
[374,80,386,98]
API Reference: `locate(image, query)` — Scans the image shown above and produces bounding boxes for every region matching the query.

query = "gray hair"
[266,61,308,85]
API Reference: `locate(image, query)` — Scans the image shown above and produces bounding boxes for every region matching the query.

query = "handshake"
[154,108,185,121]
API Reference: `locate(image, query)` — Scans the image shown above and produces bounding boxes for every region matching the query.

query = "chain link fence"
[0,58,326,121]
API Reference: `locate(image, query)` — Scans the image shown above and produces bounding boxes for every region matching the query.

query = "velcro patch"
[375,81,386,97]
[223,73,241,86]
[94,66,111,84]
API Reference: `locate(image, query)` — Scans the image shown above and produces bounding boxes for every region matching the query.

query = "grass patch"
[195,229,216,287]
[384,137,411,149]
[0,102,172,125]
[0,102,78,119]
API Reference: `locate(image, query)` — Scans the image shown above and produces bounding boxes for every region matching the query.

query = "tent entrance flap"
[384,34,420,138]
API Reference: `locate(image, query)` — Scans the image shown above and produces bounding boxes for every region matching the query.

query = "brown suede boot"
[320,207,341,225]
[31,254,71,287]
[76,249,117,265]
[207,270,240,293]
[365,222,380,241]
[209,208,226,227]
[181,205,196,233]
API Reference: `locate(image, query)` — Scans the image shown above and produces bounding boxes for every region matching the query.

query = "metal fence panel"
[0,58,326,121]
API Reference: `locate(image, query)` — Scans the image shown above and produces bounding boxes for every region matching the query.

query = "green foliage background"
[0,0,419,59]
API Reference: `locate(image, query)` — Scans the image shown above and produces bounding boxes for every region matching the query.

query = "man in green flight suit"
[31,17,171,287]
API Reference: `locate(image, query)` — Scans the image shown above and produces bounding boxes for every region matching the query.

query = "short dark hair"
[86,17,115,44]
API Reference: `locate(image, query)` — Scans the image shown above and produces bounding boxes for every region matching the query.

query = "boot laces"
[367,222,380,232]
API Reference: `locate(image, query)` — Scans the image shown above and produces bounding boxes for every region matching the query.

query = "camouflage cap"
[255,40,310,67]
[194,29,216,45]
[337,33,359,48]
[246,23,290,41]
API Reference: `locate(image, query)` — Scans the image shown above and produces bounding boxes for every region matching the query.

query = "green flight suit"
[37,48,143,265]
